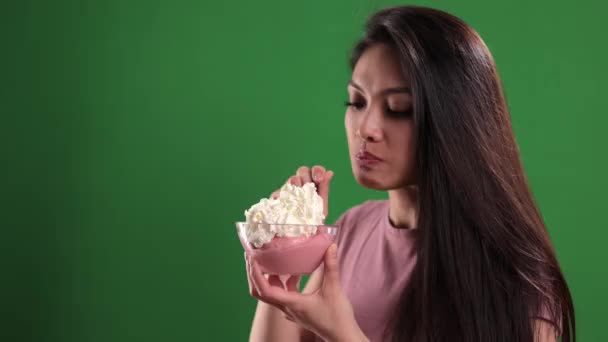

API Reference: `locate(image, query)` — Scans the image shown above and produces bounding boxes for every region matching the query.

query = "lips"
[355,151,383,167]
[356,151,383,161]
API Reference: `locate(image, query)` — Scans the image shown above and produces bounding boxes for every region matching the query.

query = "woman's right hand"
[270,165,334,219]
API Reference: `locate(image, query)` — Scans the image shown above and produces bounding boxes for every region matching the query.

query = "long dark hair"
[349,6,575,342]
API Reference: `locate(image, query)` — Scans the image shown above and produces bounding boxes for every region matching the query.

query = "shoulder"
[532,300,563,338]
[331,200,388,247]
[330,200,385,253]
[533,319,560,342]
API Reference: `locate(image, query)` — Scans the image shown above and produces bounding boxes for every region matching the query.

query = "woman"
[244,5,575,342]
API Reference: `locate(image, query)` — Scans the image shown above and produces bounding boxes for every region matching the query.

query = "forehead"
[351,43,410,90]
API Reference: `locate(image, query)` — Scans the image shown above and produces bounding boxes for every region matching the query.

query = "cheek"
[344,112,356,147]
[392,124,416,168]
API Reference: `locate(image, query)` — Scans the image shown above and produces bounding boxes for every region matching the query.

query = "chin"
[352,164,415,191]
[353,167,392,190]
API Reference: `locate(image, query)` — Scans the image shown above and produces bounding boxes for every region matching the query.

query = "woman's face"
[345,43,417,190]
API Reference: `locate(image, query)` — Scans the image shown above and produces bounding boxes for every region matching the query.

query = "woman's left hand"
[248,243,368,342]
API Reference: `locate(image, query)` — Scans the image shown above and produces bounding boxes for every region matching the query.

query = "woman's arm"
[249,301,301,342]
[249,265,325,342]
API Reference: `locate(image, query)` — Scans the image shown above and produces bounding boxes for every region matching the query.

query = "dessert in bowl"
[236,182,338,275]
[236,223,338,275]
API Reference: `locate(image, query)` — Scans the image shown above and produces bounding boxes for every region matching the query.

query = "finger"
[268,275,285,290]
[311,165,326,184]
[296,166,312,185]
[268,275,291,312]
[316,170,334,217]
[245,256,260,297]
[286,275,301,292]
[247,260,292,309]
[251,260,298,305]
[288,175,302,187]
[248,262,283,306]
[322,244,340,287]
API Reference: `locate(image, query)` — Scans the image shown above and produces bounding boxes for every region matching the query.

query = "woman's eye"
[386,107,413,118]
[344,101,366,111]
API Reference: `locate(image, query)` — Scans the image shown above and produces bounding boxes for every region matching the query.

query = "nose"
[357,108,383,143]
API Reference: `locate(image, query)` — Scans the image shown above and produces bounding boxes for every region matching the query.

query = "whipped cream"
[244,182,325,248]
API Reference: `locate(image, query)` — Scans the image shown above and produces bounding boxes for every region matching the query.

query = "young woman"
[244,5,575,342]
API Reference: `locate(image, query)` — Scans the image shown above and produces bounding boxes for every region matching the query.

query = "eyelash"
[343,100,412,118]
[344,101,365,110]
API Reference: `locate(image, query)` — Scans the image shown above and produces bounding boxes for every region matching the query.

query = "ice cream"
[243,182,325,248]
[237,182,337,275]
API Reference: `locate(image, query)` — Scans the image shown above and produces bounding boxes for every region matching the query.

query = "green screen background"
[2,0,606,341]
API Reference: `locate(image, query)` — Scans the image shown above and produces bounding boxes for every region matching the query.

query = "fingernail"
[313,171,322,182]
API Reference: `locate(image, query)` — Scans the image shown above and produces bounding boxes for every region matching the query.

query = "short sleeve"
[329,201,378,248]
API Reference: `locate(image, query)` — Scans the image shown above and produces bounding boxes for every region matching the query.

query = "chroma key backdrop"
[2,0,606,341]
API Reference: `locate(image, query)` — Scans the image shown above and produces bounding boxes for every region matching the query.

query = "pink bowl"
[235,223,338,275]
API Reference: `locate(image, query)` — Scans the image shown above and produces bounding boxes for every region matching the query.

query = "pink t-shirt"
[314,200,562,341]
[316,200,419,342]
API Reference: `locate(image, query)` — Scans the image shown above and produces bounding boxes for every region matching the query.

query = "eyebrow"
[348,80,411,95]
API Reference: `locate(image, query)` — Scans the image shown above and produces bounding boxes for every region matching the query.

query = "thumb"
[317,170,334,218]
[323,243,340,286]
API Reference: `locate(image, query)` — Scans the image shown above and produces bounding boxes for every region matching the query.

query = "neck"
[387,185,419,229]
